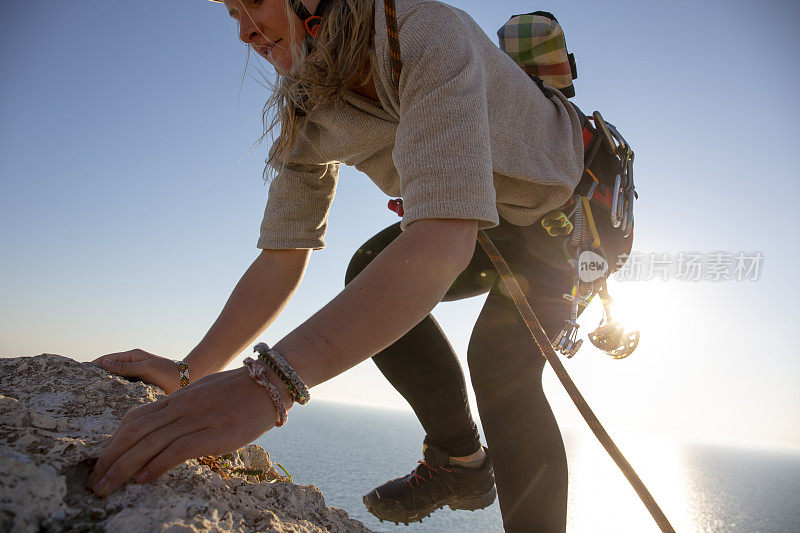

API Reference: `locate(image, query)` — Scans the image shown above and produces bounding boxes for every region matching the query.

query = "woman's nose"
[238,19,258,45]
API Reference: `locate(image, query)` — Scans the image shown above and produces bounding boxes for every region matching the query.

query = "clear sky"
[1,0,798,452]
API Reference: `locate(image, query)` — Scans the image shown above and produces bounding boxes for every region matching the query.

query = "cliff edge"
[0,354,373,532]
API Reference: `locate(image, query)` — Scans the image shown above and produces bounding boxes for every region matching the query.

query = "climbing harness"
[381,2,674,531]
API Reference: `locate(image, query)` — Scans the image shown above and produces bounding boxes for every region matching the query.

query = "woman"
[88,0,627,530]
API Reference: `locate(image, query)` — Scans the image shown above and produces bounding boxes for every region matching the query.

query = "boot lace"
[405,460,452,487]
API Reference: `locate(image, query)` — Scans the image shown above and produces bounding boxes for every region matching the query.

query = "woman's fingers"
[85,367,277,497]
[87,399,177,489]
[135,428,219,485]
[92,350,182,393]
[92,349,150,365]
[90,419,208,497]
[100,357,148,379]
[119,397,173,432]
[94,350,155,380]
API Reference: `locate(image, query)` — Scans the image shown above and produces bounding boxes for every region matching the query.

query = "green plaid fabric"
[497,13,576,97]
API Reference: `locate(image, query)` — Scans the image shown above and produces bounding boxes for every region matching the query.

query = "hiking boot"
[362,444,496,525]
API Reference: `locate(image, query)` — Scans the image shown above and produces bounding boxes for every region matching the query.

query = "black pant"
[345,204,628,532]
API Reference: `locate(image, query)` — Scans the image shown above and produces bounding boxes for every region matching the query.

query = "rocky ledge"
[0,354,372,532]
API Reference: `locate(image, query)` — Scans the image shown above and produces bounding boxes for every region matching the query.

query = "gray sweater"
[257,0,584,250]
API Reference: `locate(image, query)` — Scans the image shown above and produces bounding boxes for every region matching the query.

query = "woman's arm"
[273,218,478,392]
[185,247,311,379]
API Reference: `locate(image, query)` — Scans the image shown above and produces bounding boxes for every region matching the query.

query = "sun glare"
[577,278,692,355]
[566,430,695,532]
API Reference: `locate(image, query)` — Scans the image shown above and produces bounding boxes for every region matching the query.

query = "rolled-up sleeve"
[391,3,499,231]
[257,127,340,251]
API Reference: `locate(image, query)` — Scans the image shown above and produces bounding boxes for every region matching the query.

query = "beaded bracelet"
[243,357,288,427]
[253,343,310,405]
[176,360,190,388]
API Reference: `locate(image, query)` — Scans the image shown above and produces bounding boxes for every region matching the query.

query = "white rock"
[0,354,372,533]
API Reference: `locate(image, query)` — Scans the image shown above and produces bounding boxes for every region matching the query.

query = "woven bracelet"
[253,343,310,405]
[243,357,288,427]
[176,360,190,388]
[254,348,309,405]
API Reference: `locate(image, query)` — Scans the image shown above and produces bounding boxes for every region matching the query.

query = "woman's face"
[222,0,318,72]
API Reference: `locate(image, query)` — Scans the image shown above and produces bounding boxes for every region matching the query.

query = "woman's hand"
[86,366,278,497]
[92,349,183,394]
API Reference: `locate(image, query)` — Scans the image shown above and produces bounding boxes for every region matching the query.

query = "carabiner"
[622,189,635,237]
[611,175,623,228]
[592,111,617,156]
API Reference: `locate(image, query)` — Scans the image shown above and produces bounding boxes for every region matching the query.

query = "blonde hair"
[238,0,376,184]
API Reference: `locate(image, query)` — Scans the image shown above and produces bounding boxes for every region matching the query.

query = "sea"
[255,401,800,533]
